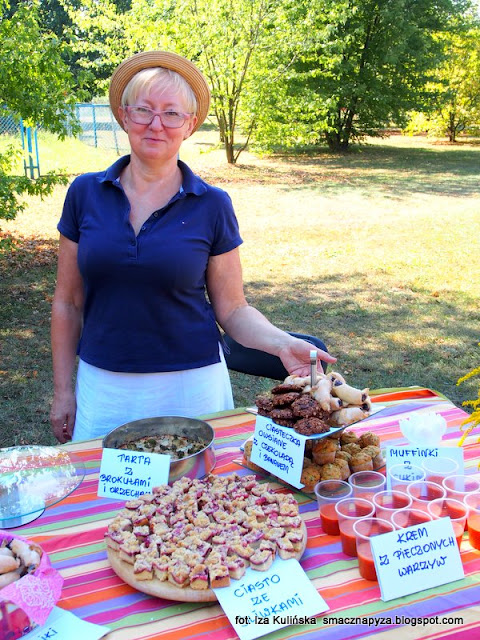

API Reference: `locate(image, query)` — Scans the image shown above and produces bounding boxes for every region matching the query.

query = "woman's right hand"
[50,390,76,443]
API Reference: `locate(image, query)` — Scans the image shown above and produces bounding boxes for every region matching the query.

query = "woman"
[50,51,336,443]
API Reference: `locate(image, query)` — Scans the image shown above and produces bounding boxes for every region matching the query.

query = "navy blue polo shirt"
[57,156,243,372]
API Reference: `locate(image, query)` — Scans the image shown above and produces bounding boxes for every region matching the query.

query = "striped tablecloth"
[15,387,480,640]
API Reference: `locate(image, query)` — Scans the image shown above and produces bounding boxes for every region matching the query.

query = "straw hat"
[109,51,210,134]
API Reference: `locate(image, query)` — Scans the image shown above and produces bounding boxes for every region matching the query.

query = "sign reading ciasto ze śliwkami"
[214,557,329,640]
[250,415,307,489]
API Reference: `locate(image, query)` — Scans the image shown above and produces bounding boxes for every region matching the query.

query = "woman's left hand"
[278,335,336,377]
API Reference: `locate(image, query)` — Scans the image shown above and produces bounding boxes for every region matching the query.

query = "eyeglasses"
[125,106,192,128]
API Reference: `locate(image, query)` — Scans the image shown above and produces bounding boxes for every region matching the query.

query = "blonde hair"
[121,67,197,113]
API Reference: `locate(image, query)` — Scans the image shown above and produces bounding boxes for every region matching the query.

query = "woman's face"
[119,83,197,165]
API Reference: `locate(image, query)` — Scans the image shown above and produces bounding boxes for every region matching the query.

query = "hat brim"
[109,51,210,134]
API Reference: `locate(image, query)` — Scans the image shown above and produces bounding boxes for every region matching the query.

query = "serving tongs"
[310,350,317,387]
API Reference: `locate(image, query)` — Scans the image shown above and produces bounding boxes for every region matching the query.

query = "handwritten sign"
[24,606,109,640]
[386,446,464,490]
[214,557,328,640]
[370,517,465,601]
[250,415,307,489]
[98,447,170,500]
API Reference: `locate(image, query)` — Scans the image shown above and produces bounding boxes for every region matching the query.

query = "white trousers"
[73,346,234,441]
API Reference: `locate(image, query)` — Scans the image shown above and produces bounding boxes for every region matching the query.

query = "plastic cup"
[464,493,480,550]
[421,457,459,486]
[442,474,480,500]
[406,480,446,509]
[349,471,386,501]
[335,497,375,556]
[314,480,353,536]
[427,497,468,548]
[389,463,425,493]
[391,508,433,529]
[353,517,395,581]
[372,490,413,523]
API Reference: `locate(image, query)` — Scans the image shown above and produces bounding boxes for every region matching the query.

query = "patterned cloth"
[16,387,480,640]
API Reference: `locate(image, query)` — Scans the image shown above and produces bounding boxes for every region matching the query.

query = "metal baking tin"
[102,416,216,483]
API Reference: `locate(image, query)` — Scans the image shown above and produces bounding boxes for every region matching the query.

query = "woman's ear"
[184,115,198,139]
[118,106,128,132]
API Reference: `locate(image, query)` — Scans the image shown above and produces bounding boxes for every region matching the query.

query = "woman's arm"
[50,234,84,442]
[206,248,336,376]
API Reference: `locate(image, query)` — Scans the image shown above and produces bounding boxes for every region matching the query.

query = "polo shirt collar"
[98,155,208,196]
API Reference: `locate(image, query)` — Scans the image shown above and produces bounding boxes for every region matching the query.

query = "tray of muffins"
[241,428,384,494]
[240,370,385,493]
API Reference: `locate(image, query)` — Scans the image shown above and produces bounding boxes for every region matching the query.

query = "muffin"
[243,440,264,472]
[335,450,352,465]
[320,463,343,481]
[341,442,362,456]
[332,457,350,481]
[361,445,384,468]
[340,430,359,446]
[358,431,380,448]
[312,438,339,465]
[349,451,374,473]
[300,464,322,492]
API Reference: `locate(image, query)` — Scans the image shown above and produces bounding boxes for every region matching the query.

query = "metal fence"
[0,103,130,152]
[74,103,130,154]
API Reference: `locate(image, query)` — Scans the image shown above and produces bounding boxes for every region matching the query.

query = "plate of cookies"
[252,370,377,437]
[105,473,307,602]
[0,532,63,639]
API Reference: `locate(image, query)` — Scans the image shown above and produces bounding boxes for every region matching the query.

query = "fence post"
[109,108,120,155]
[20,121,40,179]
[91,103,98,148]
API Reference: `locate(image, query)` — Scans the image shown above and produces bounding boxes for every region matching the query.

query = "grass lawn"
[1,129,479,447]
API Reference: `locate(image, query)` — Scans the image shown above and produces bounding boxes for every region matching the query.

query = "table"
[15,387,480,640]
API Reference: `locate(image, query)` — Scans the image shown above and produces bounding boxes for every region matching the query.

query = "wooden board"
[107,521,308,603]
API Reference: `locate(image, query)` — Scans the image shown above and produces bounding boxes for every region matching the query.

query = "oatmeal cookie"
[271,407,294,421]
[255,394,274,413]
[271,383,305,394]
[294,417,330,436]
[291,394,320,418]
[271,392,301,407]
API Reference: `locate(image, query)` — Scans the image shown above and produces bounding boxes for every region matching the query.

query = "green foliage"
[253,0,470,151]
[405,18,480,141]
[457,347,480,434]
[60,0,133,98]
[0,0,79,224]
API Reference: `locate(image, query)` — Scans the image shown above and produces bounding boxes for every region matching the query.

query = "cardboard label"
[386,446,464,490]
[24,606,109,640]
[98,447,170,500]
[370,517,465,601]
[214,557,329,640]
[250,415,306,488]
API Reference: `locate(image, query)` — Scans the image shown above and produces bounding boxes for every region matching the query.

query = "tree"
[0,1,79,226]
[253,0,472,151]
[120,0,280,164]
[59,0,133,99]
[406,18,480,141]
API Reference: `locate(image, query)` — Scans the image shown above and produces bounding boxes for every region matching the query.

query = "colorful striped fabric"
[15,388,480,640]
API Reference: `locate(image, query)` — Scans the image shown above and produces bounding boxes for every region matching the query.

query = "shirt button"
[153,212,159,218]
[141,225,146,231]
